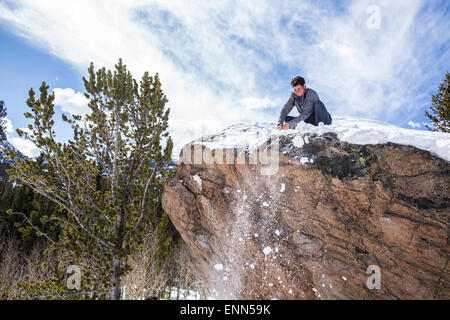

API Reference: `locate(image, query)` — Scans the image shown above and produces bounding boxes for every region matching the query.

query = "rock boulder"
[162,125,449,299]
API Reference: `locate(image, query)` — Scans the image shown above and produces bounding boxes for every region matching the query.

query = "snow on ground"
[120,285,212,300]
[189,116,450,161]
[166,287,214,300]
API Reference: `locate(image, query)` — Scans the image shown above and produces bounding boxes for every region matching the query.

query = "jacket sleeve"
[287,90,319,129]
[278,94,295,125]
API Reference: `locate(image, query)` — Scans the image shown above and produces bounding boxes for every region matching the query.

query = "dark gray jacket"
[277,88,319,129]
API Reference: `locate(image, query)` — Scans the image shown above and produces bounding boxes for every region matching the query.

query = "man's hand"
[277,123,290,130]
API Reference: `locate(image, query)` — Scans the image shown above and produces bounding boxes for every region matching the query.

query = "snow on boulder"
[185,116,449,161]
[193,174,202,189]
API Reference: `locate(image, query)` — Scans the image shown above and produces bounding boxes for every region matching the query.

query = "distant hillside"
[0,137,178,177]
[0,137,28,164]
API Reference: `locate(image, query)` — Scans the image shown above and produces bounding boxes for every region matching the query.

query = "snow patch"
[304,135,310,144]
[292,136,304,148]
[300,157,309,164]
[263,247,273,260]
[192,174,202,189]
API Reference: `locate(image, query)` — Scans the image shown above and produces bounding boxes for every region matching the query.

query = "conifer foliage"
[0,100,7,141]
[425,71,450,132]
[4,58,174,299]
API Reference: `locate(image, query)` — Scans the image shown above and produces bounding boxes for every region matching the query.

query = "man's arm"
[278,94,295,126]
[287,90,319,129]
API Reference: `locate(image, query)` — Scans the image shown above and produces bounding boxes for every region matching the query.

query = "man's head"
[291,76,306,97]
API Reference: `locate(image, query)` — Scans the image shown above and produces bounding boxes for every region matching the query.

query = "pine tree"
[4,58,174,299]
[0,152,60,250]
[425,71,450,132]
[0,100,7,141]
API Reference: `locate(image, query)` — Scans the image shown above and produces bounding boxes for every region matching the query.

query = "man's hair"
[290,76,305,87]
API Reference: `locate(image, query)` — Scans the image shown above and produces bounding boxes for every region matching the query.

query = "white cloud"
[408,121,421,128]
[53,88,89,116]
[240,97,281,110]
[0,0,448,159]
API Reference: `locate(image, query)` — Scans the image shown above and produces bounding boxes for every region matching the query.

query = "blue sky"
[0,0,448,158]
[0,26,84,151]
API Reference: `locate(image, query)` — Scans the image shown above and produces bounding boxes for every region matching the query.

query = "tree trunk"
[110,205,125,300]
[109,256,121,300]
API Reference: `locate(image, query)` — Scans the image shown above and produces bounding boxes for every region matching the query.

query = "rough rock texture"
[162,130,449,299]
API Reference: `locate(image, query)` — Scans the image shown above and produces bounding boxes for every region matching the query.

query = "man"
[277,76,332,130]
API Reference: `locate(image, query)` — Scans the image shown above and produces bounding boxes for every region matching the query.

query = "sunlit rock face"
[162,121,449,300]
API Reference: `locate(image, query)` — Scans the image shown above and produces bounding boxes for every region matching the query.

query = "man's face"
[293,84,306,97]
